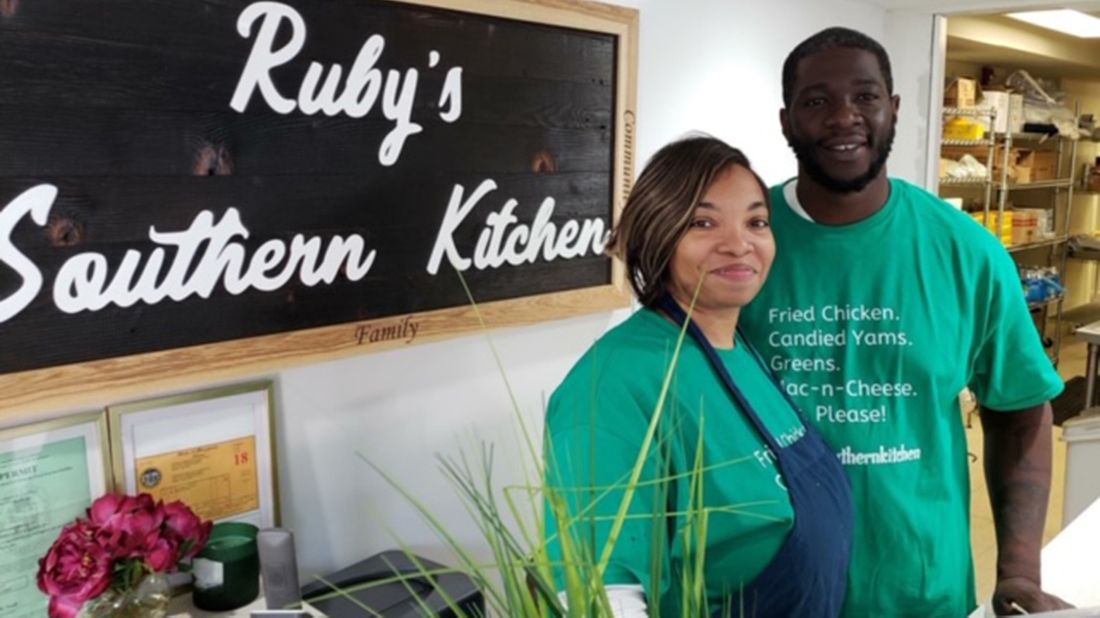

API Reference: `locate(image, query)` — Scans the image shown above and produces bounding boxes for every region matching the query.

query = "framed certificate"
[0,412,110,617]
[108,382,279,528]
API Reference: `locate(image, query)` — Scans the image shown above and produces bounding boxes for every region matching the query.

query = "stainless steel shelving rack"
[940,103,1079,365]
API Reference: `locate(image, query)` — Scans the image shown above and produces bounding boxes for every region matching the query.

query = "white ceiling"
[947,14,1100,79]
[856,0,1100,80]
[946,9,1100,78]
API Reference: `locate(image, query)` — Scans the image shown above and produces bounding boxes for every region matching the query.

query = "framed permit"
[0,412,111,616]
[108,382,279,528]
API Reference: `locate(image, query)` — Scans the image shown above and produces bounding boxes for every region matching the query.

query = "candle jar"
[192,522,260,611]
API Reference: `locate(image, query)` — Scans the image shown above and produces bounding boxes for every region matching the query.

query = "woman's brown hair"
[607,135,769,306]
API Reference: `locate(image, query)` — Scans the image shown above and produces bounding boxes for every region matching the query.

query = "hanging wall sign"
[0,0,636,413]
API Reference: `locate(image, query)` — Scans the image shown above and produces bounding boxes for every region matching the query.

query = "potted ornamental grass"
[312,282,746,617]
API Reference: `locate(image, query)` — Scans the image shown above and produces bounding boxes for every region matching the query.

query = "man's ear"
[780,108,791,142]
[891,94,900,116]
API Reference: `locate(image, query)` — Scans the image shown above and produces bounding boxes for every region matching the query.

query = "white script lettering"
[0,184,377,323]
[229,1,463,166]
[0,185,55,322]
[427,179,607,275]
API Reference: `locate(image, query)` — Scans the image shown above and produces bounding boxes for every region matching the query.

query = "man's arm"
[979,401,1071,614]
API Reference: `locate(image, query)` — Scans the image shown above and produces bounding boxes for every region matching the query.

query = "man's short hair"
[782,27,893,107]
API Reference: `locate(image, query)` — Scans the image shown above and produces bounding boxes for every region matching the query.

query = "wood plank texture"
[0,0,638,414]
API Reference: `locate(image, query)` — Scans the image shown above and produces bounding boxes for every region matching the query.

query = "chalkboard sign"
[0,0,636,414]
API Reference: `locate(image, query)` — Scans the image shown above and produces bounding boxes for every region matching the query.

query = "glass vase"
[80,572,171,618]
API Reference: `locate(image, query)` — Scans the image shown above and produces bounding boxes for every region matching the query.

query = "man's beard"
[788,125,895,194]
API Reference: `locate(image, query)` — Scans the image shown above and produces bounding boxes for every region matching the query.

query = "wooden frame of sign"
[0,0,637,416]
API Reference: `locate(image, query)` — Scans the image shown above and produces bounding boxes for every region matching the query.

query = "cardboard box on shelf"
[979,91,1027,134]
[980,90,1010,134]
[945,77,978,108]
[942,143,1012,168]
[1011,208,1041,245]
[1031,150,1058,181]
[939,143,1057,184]
[941,143,994,161]
[1012,148,1063,183]
[1001,148,1045,183]
[995,146,1019,180]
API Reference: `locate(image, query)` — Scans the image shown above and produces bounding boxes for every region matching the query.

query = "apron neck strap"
[656,293,784,454]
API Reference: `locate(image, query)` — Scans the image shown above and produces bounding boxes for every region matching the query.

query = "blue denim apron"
[659,296,853,617]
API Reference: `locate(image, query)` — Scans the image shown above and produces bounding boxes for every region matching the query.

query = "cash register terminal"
[300,550,483,617]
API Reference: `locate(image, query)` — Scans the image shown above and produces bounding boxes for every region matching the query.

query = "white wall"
[277,310,617,574]
[618,0,888,185]
[1064,78,1100,168]
[884,10,940,186]
[276,0,921,581]
[614,0,935,186]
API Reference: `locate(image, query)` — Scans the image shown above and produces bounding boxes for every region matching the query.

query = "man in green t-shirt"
[739,27,1072,617]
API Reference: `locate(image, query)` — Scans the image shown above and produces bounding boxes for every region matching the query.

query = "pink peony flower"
[87,493,158,528]
[88,493,167,559]
[41,492,213,613]
[36,520,112,618]
[144,535,181,572]
[86,493,125,526]
[162,500,212,558]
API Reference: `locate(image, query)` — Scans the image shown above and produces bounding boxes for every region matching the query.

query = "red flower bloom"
[163,500,213,559]
[86,492,125,526]
[39,493,212,615]
[36,520,112,618]
[145,535,181,572]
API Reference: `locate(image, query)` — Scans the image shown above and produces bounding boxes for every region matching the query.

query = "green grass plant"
[313,273,761,617]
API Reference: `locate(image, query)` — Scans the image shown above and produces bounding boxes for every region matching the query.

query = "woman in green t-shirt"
[544,135,852,617]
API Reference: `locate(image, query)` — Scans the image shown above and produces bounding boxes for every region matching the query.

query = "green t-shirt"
[544,308,806,616]
[740,178,1064,617]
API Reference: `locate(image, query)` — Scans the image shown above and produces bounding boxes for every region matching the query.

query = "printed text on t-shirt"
[765,304,916,427]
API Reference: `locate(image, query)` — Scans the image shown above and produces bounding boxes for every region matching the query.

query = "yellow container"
[944,117,986,141]
[970,211,1012,244]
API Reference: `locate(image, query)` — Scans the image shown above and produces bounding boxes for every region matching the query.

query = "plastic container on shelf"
[970,210,1012,244]
[1011,209,1040,245]
[1037,208,1054,239]
[1020,265,1063,304]
[944,116,986,140]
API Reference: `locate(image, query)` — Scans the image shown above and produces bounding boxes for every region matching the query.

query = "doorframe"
[925,13,948,194]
